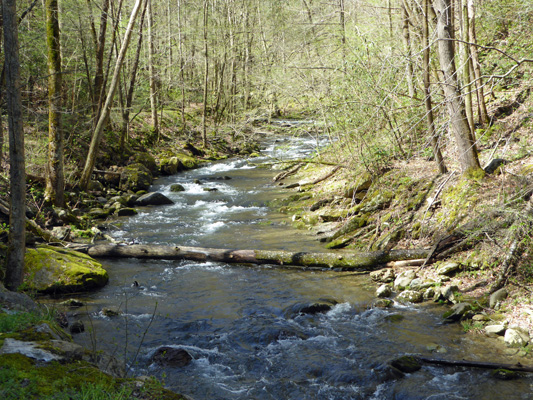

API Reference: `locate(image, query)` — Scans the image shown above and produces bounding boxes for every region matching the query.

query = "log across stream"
[86,243,430,270]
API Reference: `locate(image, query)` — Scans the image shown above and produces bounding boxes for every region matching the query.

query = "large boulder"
[135,192,174,206]
[24,246,108,293]
[120,163,153,192]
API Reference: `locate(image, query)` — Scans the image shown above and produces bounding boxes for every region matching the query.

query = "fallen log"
[417,356,533,373]
[87,243,430,270]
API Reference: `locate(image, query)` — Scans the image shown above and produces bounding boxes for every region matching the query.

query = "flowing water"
[69,130,532,399]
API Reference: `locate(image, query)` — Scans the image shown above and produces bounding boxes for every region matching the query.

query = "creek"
[70,130,532,399]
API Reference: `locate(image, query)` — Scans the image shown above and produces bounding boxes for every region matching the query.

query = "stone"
[396,290,423,304]
[485,324,507,337]
[472,314,490,322]
[434,285,460,304]
[491,369,521,380]
[24,246,109,294]
[423,287,435,300]
[372,299,393,308]
[170,184,186,192]
[443,302,472,322]
[390,356,421,373]
[504,328,530,348]
[0,285,40,312]
[151,346,193,367]
[160,157,182,175]
[70,320,85,334]
[135,192,174,206]
[0,338,83,363]
[394,270,417,291]
[88,208,110,219]
[344,172,373,198]
[102,307,121,317]
[116,208,138,217]
[60,298,84,308]
[51,226,71,241]
[436,262,461,276]
[120,163,153,192]
[376,284,392,298]
[489,288,508,309]
[129,152,158,175]
[87,180,104,192]
[203,187,219,192]
[284,300,337,318]
[484,158,508,175]
[370,268,395,283]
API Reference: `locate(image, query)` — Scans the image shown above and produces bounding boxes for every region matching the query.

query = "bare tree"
[423,0,447,174]
[147,0,159,138]
[434,0,481,174]
[3,0,26,290]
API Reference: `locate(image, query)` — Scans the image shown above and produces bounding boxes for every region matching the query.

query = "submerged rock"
[151,346,193,367]
[135,192,174,206]
[24,246,109,294]
[284,300,337,318]
[390,355,421,373]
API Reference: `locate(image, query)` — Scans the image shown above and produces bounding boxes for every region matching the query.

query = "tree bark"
[92,0,110,125]
[458,0,475,136]
[44,0,65,207]
[147,0,159,139]
[423,0,447,174]
[467,0,488,125]
[120,0,148,150]
[401,0,416,98]
[80,0,143,190]
[434,0,481,174]
[3,0,26,290]
[202,0,209,148]
[87,244,430,270]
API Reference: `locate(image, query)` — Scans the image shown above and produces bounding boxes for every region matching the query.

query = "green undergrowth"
[0,310,185,400]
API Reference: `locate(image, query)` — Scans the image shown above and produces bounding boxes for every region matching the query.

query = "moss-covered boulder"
[120,163,153,192]
[175,152,200,169]
[24,246,108,294]
[160,156,182,175]
[344,171,373,198]
[129,152,158,175]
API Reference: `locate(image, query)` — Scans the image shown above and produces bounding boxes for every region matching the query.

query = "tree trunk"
[202,0,209,148]
[434,0,481,174]
[467,0,488,125]
[423,0,447,174]
[86,244,430,270]
[401,0,416,98]
[120,0,148,151]
[458,0,475,136]
[3,0,26,290]
[44,0,65,207]
[92,0,110,126]
[147,0,159,139]
[80,0,143,190]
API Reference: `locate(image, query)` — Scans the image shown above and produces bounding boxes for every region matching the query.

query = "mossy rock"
[344,171,373,198]
[129,152,158,175]
[24,246,108,294]
[174,152,200,169]
[160,157,183,175]
[119,163,153,192]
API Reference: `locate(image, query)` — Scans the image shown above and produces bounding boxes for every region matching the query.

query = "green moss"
[174,152,200,169]
[24,246,108,293]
